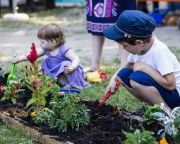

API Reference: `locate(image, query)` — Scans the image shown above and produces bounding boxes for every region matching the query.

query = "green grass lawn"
[0,8,180,143]
[80,64,145,111]
[0,121,39,144]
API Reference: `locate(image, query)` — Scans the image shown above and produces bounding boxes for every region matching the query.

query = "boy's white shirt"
[127,36,180,95]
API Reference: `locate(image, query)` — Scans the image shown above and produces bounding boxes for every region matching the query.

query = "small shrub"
[144,104,161,125]
[124,129,157,144]
[34,94,90,132]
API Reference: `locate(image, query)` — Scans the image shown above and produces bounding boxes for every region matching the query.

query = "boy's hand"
[64,65,75,74]
[106,76,121,94]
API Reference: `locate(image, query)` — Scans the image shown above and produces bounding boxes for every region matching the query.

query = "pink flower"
[27,43,38,64]
[0,86,7,92]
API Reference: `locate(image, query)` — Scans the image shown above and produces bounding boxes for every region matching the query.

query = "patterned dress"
[41,44,90,89]
[86,0,136,36]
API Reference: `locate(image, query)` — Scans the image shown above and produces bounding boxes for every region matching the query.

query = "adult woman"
[86,0,136,72]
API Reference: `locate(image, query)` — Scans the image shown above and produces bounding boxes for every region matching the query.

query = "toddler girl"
[13,23,90,89]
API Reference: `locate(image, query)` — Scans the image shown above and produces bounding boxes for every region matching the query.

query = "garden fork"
[98,78,120,107]
[7,63,16,84]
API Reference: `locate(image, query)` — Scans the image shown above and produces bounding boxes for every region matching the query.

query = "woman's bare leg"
[90,35,105,71]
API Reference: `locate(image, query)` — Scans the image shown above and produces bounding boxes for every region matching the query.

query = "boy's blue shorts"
[117,67,180,109]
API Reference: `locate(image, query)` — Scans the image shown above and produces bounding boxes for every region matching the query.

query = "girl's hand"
[13,56,21,64]
[64,65,75,74]
[12,55,27,64]
[106,76,121,94]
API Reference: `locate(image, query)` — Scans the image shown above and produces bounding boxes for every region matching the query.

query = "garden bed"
[0,99,146,144]
[0,58,173,144]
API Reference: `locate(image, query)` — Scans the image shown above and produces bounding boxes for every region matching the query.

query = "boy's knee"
[117,67,133,87]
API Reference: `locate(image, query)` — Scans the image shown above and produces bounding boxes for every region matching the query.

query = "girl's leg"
[57,73,68,87]
[90,35,105,71]
[124,80,171,109]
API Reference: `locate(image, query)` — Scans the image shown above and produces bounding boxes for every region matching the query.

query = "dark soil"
[0,75,172,144]
[0,99,144,144]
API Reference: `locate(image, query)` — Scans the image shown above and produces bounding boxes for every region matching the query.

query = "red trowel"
[98,78,121,107]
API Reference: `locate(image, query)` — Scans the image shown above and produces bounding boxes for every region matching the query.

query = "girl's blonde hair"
[37,23,65,48]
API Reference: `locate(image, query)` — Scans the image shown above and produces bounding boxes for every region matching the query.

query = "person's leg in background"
[90,35,105,71]
[153,2,159,13]
[168,2,175,12]
[137,1,148,13]
[25,0,36,11]
[90,36,128,72]
[46,0,55,10]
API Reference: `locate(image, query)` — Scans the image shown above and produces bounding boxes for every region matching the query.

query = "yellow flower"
[31,111,37,118]
[159,138,168,144]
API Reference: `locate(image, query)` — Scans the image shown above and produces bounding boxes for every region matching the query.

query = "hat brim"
[103,25,124,40]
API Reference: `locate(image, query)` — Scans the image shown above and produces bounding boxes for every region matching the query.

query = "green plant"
[34,94,90,132]
[33,108,54,125]
[144,104,162,125]
[26,77,51,111]
[124,129,157,144]
[149,103,180,142]
[0,80,23,105]
[174,116,180,142]
[23,43,56,112]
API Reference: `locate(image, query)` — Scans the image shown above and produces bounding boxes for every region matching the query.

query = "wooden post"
[46,0,55,9]
[9,0,13,12]
[0,0,1,17]
[12,0,17,13]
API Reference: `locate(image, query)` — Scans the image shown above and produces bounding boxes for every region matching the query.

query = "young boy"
[103,10,180,109]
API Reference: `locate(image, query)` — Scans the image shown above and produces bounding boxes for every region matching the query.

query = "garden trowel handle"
[7,64,16,84]
[11,63,16,74]
[98,79,121,107]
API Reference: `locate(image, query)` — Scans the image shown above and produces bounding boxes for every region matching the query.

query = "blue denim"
[117,67,180,109]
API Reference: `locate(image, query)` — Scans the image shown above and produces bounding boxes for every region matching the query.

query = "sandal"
[85,70,108,83]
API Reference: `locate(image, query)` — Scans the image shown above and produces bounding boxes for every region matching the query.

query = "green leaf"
[26,98,37,107]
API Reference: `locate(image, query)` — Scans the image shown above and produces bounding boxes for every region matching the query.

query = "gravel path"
[0,21,180,66]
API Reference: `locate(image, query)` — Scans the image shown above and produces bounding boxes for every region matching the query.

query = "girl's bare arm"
[64,49,80,73]
[13,49,44,64]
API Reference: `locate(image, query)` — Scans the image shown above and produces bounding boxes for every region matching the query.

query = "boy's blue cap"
[103,10,156,40]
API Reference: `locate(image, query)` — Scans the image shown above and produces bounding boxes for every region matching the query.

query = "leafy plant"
[144,104,162,125]
[0,80,23,105]
[124,129,157,144]
[34,94,90,132]
[32,108,54,124]
[148,103,180,142]
[23,43,54,112]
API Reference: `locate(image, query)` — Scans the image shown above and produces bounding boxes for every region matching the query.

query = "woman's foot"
[84,68,101,79]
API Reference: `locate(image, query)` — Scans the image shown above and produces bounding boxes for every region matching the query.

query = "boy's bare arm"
[133,62,176,90]
[107,61,133,93]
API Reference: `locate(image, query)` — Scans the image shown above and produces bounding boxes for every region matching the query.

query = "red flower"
[11,89,17,95]
[27,43,38,64]
[0,86,7,92]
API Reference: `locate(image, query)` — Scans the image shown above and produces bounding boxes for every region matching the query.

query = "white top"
[128,37,180,95]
